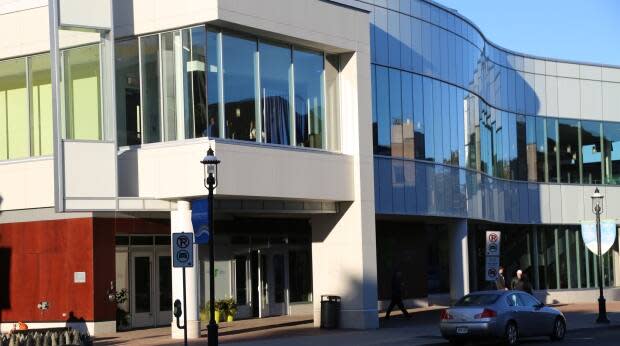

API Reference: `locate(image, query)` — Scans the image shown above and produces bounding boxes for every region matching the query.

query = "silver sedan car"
[439,290,566,345]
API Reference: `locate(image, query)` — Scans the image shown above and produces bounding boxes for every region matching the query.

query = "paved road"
[225,326,620,346]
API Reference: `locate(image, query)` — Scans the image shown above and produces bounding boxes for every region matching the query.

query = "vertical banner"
[191,199,211,245]
[485,230,501,281]
[581,220,617,255]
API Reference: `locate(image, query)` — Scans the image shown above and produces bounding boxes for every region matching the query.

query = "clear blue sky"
[434,0,620,66]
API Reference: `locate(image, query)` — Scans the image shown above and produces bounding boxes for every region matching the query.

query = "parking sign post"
[173,232,194,346]
[485,231,501,282]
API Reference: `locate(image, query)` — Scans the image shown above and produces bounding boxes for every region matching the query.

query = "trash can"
[320,295,341,329]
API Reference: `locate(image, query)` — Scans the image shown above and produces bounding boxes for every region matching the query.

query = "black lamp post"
[591,187,609,324]
[201,146,221,345]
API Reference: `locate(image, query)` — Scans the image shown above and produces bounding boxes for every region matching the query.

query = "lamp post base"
[207,321,219,345]
[596,296,610,324]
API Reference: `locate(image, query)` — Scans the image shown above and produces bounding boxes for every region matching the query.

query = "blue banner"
[191,199,211,245]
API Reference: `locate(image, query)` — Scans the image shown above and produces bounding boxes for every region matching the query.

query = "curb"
[568,323,620,333]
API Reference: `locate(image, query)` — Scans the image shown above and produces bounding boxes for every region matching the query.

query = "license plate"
[456,327,469,334]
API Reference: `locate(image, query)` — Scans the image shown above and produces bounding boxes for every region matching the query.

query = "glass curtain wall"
[581,121,603,184]
[603,122,620,184]
[472,225,616,291]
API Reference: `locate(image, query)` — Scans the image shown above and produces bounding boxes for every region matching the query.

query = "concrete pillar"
[449,219,469,302]
[310,48,378,329]
[171,201,201,339]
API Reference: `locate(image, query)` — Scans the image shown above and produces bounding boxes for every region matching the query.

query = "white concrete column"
[171,200,201,339]
[449,219,470,302]
[311,48,378,330]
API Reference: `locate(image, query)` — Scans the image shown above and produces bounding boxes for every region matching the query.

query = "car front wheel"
[504,322,519,345]
[550,317,566,341]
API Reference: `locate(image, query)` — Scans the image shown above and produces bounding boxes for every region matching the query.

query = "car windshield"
[455,294,500,306]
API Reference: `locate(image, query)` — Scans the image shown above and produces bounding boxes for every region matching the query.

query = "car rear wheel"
[504,322,519,346]
[550,317,566,341]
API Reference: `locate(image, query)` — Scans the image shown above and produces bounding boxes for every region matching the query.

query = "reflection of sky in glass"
[613,142,620,161]
[582,144,601,164]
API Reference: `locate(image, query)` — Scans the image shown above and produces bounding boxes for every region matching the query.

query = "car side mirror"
[535,302,544,309]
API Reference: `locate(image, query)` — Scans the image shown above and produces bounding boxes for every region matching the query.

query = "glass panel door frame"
[130,251,155,328]
[155,248,172,326]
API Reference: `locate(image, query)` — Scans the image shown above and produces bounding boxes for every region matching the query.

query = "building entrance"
[242,248,289,319]
[116,235,172,330]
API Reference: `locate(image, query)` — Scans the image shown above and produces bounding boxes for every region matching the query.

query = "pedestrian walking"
[495,266,508,290]
[385,270,410,319]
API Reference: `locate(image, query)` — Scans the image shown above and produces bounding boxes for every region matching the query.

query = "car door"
[505,293,530,335]
[518,293,553,336]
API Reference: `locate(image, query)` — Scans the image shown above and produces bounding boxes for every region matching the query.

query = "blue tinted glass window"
[387,0,399,10]
[372,66,378,153]
[422,22,433,74]
[374,7,389,65]
[516,71,525,114]
[559,118,580,183]
[402,72,414,158]
[412,18,423,72]
[413,74,425,159]
[457,88,466,167]
[535,116,546,182]
[442,83,451,164]
[293,49,325,149]
[509,113,518,179]
[450,86,458,165]
[604,122,620,184]
[411,0,422,17]
[388,10,401,68]
[420,1,431,21]
[581,120,602,184]
[431,25,440,77]
[526,115,537,181]
[376,66,391,155]
[516,114,527,180]
[507,68,516,112]
[222,34,256,141]
[205,30,219,139]
[433,79,443,163]
[260,42,291,145]
[448,33,456,84]
[400,14,412,71]
[547,118,559,182]
[439,28,448,81]
[389,69,403,156]
[456,37,463,87]
[423,77,434,161]
[399,0,411,14]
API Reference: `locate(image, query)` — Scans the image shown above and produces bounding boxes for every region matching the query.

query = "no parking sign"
[485,231,501,281]
[173,232,194,268]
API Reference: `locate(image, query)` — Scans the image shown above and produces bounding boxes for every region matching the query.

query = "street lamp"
[201,146,221,345]
[591,187,609,324]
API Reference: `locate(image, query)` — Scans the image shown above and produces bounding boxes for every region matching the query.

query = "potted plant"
[214,300,226,323]
[114,289,130,329]
[224,298,237,322]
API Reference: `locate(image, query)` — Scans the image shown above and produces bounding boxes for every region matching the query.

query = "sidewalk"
[93,302,620,345]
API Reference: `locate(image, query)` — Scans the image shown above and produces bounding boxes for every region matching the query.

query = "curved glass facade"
[369,0,620,186]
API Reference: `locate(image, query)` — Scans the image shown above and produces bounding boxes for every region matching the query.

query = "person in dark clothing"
[385,271,410,319]
[511,269,533,294]
[495,266,508,290]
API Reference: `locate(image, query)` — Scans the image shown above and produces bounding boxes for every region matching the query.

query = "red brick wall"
[0,218,104,323]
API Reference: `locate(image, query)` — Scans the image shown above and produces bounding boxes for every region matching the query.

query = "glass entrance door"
[269,252,288,316]
[155,251,172,326]
[258,251,270,318]
[131,252,154,327]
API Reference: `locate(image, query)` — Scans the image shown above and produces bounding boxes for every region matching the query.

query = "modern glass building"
[0,0,619,338]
